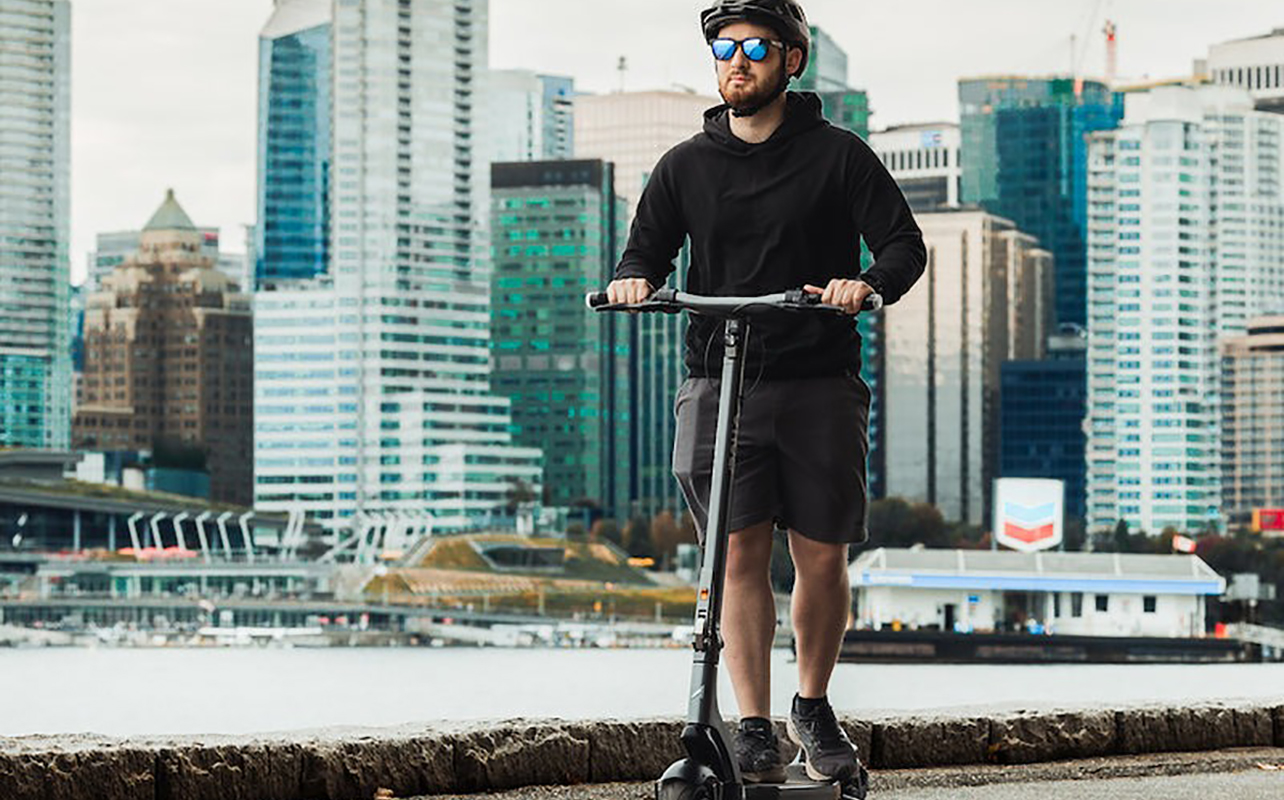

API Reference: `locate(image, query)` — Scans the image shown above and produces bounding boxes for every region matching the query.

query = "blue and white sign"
[993,478,1065,553]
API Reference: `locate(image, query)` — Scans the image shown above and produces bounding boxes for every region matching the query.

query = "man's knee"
[789,533,849,579]
[725,522,774,580]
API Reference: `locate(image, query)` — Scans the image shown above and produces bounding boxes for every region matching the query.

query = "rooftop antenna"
[617,56,627,93]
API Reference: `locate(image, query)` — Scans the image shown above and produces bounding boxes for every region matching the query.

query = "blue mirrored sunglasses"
[709,37,784,63]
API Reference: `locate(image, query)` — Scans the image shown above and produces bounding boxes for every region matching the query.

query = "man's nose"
[728,45,750,68]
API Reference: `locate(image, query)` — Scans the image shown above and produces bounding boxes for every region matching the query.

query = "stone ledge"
[2,703,1283,800]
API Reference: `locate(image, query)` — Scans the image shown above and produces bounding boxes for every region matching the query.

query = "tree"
[647,513,688,570]
[623,515,655,559]
[865,497,948,549]
[1113,519,1130,552]
[501,478,537,516]
[590,518,623,547]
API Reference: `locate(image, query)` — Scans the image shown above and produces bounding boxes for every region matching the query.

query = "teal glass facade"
[0,356,49,447]
[490,160,632,518]
[958,77,1123,327]
[255,20,331,288]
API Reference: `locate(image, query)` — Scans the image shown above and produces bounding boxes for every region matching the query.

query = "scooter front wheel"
[656,777,717,800]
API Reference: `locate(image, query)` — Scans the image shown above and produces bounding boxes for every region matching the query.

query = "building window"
[1143,595,1157,613]
[1095,594,1109,613]
[1071,592,1083,617]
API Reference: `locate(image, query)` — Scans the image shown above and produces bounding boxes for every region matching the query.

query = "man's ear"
[786,45,803,77]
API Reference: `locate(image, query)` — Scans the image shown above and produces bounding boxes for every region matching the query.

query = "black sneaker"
[787,695,859,782]
[734,717,786,784]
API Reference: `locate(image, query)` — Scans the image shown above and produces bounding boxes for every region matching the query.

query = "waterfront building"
[1221,317,1284,526]
[870,123,962,212]
[1000,326,1089,521]
[488,70,575,164]
[849,547,1224,637]
[959,77,1123,328]
[1085,84,1284,536]
[72,191,254,506]
[881,210,1053,525]
[253,0,543,533]
[0,0,71,450]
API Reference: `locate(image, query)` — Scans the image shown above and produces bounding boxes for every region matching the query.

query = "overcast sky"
[69,0,1283,284]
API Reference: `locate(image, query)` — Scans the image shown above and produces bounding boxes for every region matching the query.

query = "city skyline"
[68,1,1284,284]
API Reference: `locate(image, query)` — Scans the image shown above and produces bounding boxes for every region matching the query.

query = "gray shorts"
[672,374,871,545]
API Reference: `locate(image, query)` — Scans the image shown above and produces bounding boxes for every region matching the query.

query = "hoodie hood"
[703,91,828,152]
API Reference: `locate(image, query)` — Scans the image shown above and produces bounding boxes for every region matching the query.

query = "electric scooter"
[588,287,878,800]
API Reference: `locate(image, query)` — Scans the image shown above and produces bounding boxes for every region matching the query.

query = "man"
[608,0,925,785]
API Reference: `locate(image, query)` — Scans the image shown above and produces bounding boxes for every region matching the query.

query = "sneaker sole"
[786,715,852,783]
[742,766,788,784]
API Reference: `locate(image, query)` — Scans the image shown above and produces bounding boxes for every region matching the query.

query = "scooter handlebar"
[585,287,881,314]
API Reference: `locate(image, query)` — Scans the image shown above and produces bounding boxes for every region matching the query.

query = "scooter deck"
[744,764,841,798]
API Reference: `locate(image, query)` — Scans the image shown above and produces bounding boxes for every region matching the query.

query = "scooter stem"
[682,316,749,784]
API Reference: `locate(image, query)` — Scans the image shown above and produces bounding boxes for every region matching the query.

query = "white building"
[0,0,71,450]
[1085,84,1284,535]
[253,0,543,533]
[849,547,1225,638]
[882,210,1053,525]
[869,123,962,211]
[487,69,574,164]
[1207,28,1284,105]
[573,90,717,213]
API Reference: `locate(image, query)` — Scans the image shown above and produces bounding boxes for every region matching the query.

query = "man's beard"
[719,62,787,116]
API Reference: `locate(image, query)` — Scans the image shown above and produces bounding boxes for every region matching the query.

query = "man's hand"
[606,277,654,306]
[804,279,874,314]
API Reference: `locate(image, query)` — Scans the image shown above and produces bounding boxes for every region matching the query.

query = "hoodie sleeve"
[847,138,926,306]
[615,148,686,287]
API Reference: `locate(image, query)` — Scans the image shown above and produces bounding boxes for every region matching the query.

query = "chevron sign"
[993,478,1064,552]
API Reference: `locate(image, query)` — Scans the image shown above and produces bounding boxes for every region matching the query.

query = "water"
[1,647,1281,737]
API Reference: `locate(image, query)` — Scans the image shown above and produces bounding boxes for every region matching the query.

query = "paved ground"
[411,747,1284,799]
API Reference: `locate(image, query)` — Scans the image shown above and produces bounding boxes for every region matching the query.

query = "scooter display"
[588,286,877,800]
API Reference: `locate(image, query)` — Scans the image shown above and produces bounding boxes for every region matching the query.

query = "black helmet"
[700,0,810,78]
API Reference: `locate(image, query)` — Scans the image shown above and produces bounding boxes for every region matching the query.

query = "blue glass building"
[1000,328,1088,520]
[255,1,331,288]
[959,78,1123,328]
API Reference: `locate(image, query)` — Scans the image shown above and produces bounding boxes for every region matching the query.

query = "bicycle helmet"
[700,0,810,78]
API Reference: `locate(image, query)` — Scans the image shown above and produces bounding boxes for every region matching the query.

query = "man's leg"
[787,531,849,699]
[723,519,776,718]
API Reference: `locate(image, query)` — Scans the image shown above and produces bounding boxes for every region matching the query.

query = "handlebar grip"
[585,292,610,308]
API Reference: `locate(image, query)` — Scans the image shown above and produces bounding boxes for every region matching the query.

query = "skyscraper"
[882,210,1053,525]
[254,0,542,532]
[0,0,70,449]
[870,123,962,212]
[88,227,243,291]
[574,90,714,517]
[256,0,331,289]
[73,191,254,506]
[1221,316,1284,526]
[959,77,1124,328]
[1085,84,1284,535]
[488,70,575,164]
[1206,28,1284,111]
[1000,327,1088,521]
[490,160,630,516]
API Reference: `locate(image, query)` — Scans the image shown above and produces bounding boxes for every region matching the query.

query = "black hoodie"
[616,91,926,379]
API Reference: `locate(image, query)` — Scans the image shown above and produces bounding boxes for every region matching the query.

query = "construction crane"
[1104,20,1118,86]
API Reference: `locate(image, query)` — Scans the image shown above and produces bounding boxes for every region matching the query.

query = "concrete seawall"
[2,702,1281,799]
